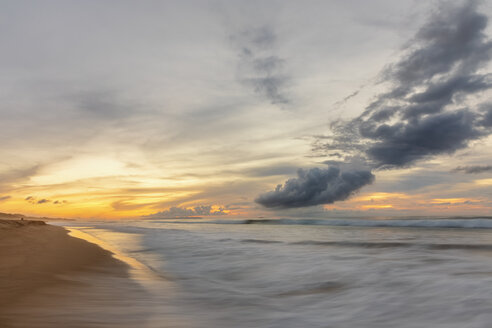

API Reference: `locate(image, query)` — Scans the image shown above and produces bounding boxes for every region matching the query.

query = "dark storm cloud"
[319,1,492,169]
[257,1,492,210]
[453,165,492,174]
[365,109,483,167]
[255,167,374,208]
[232,26,290,105]
[146,205,226,219]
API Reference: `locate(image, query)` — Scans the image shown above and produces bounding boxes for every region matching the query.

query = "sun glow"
[361,204,394,209]
[430,198,478,204]
[355,192,409,202]
[30,157,131,185]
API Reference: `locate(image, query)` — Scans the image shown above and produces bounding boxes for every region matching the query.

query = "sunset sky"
[1,0,492,219]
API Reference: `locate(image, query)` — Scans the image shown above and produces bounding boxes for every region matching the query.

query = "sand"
[0,219,144,327]
[0,219,127,305]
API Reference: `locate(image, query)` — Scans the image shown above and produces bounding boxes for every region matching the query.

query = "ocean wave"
[146,217,492,229]
[233,218,492,229]
[240,239,283,244]
[230,238,492,251]
[291,240,492,251]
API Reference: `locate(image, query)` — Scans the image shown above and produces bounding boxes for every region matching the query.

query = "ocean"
[58,217,492,327]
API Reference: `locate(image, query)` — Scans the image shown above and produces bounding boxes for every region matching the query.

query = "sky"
[1,0,492,219]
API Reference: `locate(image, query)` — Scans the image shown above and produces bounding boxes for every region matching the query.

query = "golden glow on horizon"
[1,152,492,219]
[322,190,491,215]
[355,192,409,202]
[430,198,476,204]
[361,204,393,209]
[0,154,225,218]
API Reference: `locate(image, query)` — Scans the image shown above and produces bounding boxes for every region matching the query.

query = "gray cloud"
[255,167,374,208]
[241,164,298,177]
[453,165,492,174]
[232,26,290,105]
[365,109,483,167]
[0,165,41,190]
[68,89,138,120]
[319,1,492,169]
[146,205,226,219]
[482,105,492,126]
[333,90,361,108]
[257,1,491,210]
[25,196,65,205]
[0,195,11,202]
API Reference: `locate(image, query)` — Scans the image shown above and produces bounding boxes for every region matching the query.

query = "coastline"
[0,219,146,327]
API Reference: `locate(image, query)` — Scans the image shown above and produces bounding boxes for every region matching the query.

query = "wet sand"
[0,219,167,328]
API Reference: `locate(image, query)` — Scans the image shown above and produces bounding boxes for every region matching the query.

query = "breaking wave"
[154,217,492,229]
[238,218,492,229]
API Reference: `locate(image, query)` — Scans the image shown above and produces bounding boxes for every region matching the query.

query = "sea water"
[59,217,492,328]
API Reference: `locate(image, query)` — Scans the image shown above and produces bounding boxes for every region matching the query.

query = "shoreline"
[0,219,141,327]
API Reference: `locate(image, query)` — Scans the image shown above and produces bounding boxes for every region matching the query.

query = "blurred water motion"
[49,217,492,327]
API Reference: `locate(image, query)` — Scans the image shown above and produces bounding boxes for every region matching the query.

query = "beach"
[1,0,491,326]
[4,217,492,327]
[0,219,155,328]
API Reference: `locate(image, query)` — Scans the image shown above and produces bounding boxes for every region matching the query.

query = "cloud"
[0,195,11,202]
[68,89,137,120]
[25,196,65,205]
[318,1,492,169]
[333,89,361,107]
[255,167,375,208]
[242,164,298,177]
[482,105,492,126]
[232,26,290,105]
[111,200,149,211]
[365,109,483,167]
[146,205,226,218]
[0,164,42,192]
[257,2,492,210]
[453,165,492,174]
